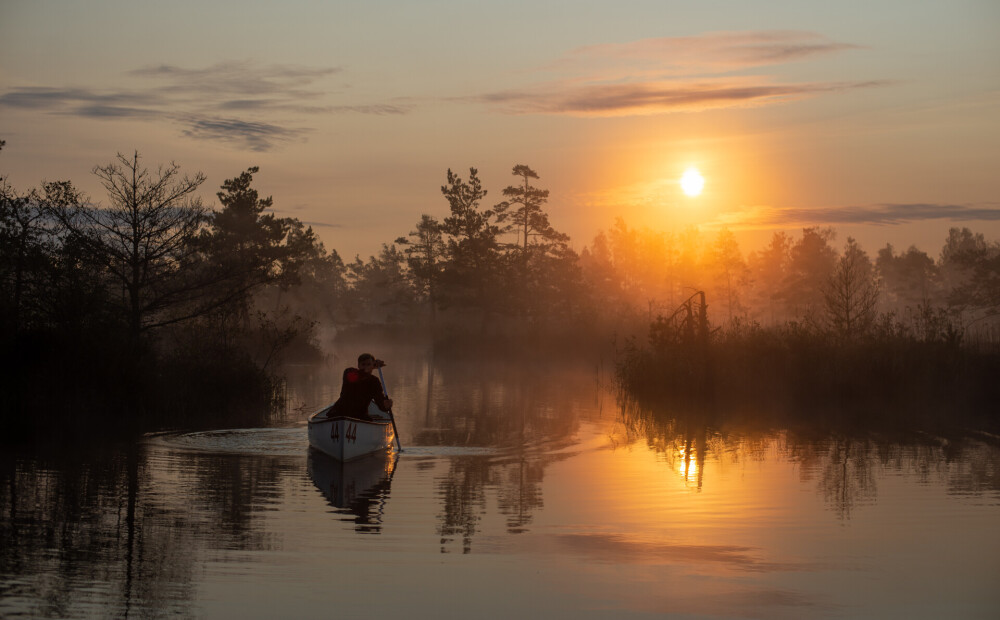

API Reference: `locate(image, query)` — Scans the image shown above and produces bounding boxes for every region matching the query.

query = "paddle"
[376,362,403,452]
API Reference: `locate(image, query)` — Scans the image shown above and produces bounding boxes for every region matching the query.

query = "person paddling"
[329,353,393,421]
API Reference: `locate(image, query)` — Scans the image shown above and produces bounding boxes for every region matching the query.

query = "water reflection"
[551,533,802,572]
[617,397,1000,519]
[408,357,585,451]
[433,451,573,553]
[2,352,999,618]
[0,447,198,618]
[350,355,593,552]
[308,450,396,533]
[0,440,308,618]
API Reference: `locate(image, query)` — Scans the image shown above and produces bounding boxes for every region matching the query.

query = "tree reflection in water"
[403,356,587,552]
[297,349,589,552]
[616,395,1000,520]
[0,444,303,618]
[1,447,197,618]
[433,451,573,553]
[436,456,488,554]
[4,354,997,617]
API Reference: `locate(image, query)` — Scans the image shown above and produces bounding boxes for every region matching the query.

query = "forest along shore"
[2,144,998,439]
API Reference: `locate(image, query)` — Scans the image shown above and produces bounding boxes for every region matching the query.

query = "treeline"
[357,180,1000,346]
[3,141,999,432]
[0,148,584,433]
[610,224,1000,424]
[582,220,999,340]
[0,149,340,433]
[316,164,581,335]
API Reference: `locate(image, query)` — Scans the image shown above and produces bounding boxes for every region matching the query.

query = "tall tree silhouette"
[824,237,880,339]
[203,166,324,341]
[396,214,445,325]
[876,244,937,313]
[346,243,413,324]
[495,165,565,254]
[780,227,837,322]
[939,228,1000,317]
[495,165,572,321]
[711,228,750,322]
[438,168,505,323]
[208,167,291,295]
[748,231,791,323]
[51,152,207,348]
[0,180,75,333]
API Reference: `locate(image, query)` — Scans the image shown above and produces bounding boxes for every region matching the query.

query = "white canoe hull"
[307,404,395,461]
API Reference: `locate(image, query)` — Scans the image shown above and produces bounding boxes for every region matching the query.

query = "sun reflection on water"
[676,445,701,487]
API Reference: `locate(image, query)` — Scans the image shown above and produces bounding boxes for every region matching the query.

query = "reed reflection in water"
[1,351,998,618]
[615,396,1000,520]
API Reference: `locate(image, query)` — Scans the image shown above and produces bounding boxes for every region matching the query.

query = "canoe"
[307,402,396,461]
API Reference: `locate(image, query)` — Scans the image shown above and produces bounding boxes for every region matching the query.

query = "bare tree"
[824,237,880,338]
[52,152,208,346]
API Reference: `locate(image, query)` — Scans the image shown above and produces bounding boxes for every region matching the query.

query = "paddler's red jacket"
[330,367,390,420]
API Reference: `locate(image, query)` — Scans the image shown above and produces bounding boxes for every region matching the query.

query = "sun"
[680,168,705,197]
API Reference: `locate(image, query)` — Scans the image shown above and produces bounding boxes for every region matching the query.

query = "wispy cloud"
[470,30,879,117]
[179,116,306,152]
[0,87,159,111]
[716,202,1000,228]
[0,62,411,151]
[554,31,860,78]
[468,78,885,117]
[129,61,340,97]
[327,103,411,115]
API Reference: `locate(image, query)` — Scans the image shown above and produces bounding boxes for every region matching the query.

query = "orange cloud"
[467,31,880,117]
[554,31,861,78]
[713,203,1000,229]
[470,77,885,117]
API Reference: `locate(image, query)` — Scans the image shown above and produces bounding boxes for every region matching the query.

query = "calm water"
[2,347,999,619]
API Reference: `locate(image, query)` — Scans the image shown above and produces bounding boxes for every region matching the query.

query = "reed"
[615,317,1000,432]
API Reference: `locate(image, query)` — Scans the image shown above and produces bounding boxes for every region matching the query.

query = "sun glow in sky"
[1,0,998,256]
[681,168,705,197]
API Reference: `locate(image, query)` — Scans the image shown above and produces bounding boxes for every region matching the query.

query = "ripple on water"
[395,445,497,457]
[146,428,310,457]
[146,428,500,459]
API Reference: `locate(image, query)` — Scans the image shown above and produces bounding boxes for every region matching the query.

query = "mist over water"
[2,345,998,619]
[2,8,998,618]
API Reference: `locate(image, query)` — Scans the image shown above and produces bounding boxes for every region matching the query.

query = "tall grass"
[615,317,1000,432]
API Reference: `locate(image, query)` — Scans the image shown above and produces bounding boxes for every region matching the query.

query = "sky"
[2,0,999,260]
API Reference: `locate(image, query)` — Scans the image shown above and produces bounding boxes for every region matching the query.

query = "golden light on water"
[681,168,705,197]
[677,446,700,486]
